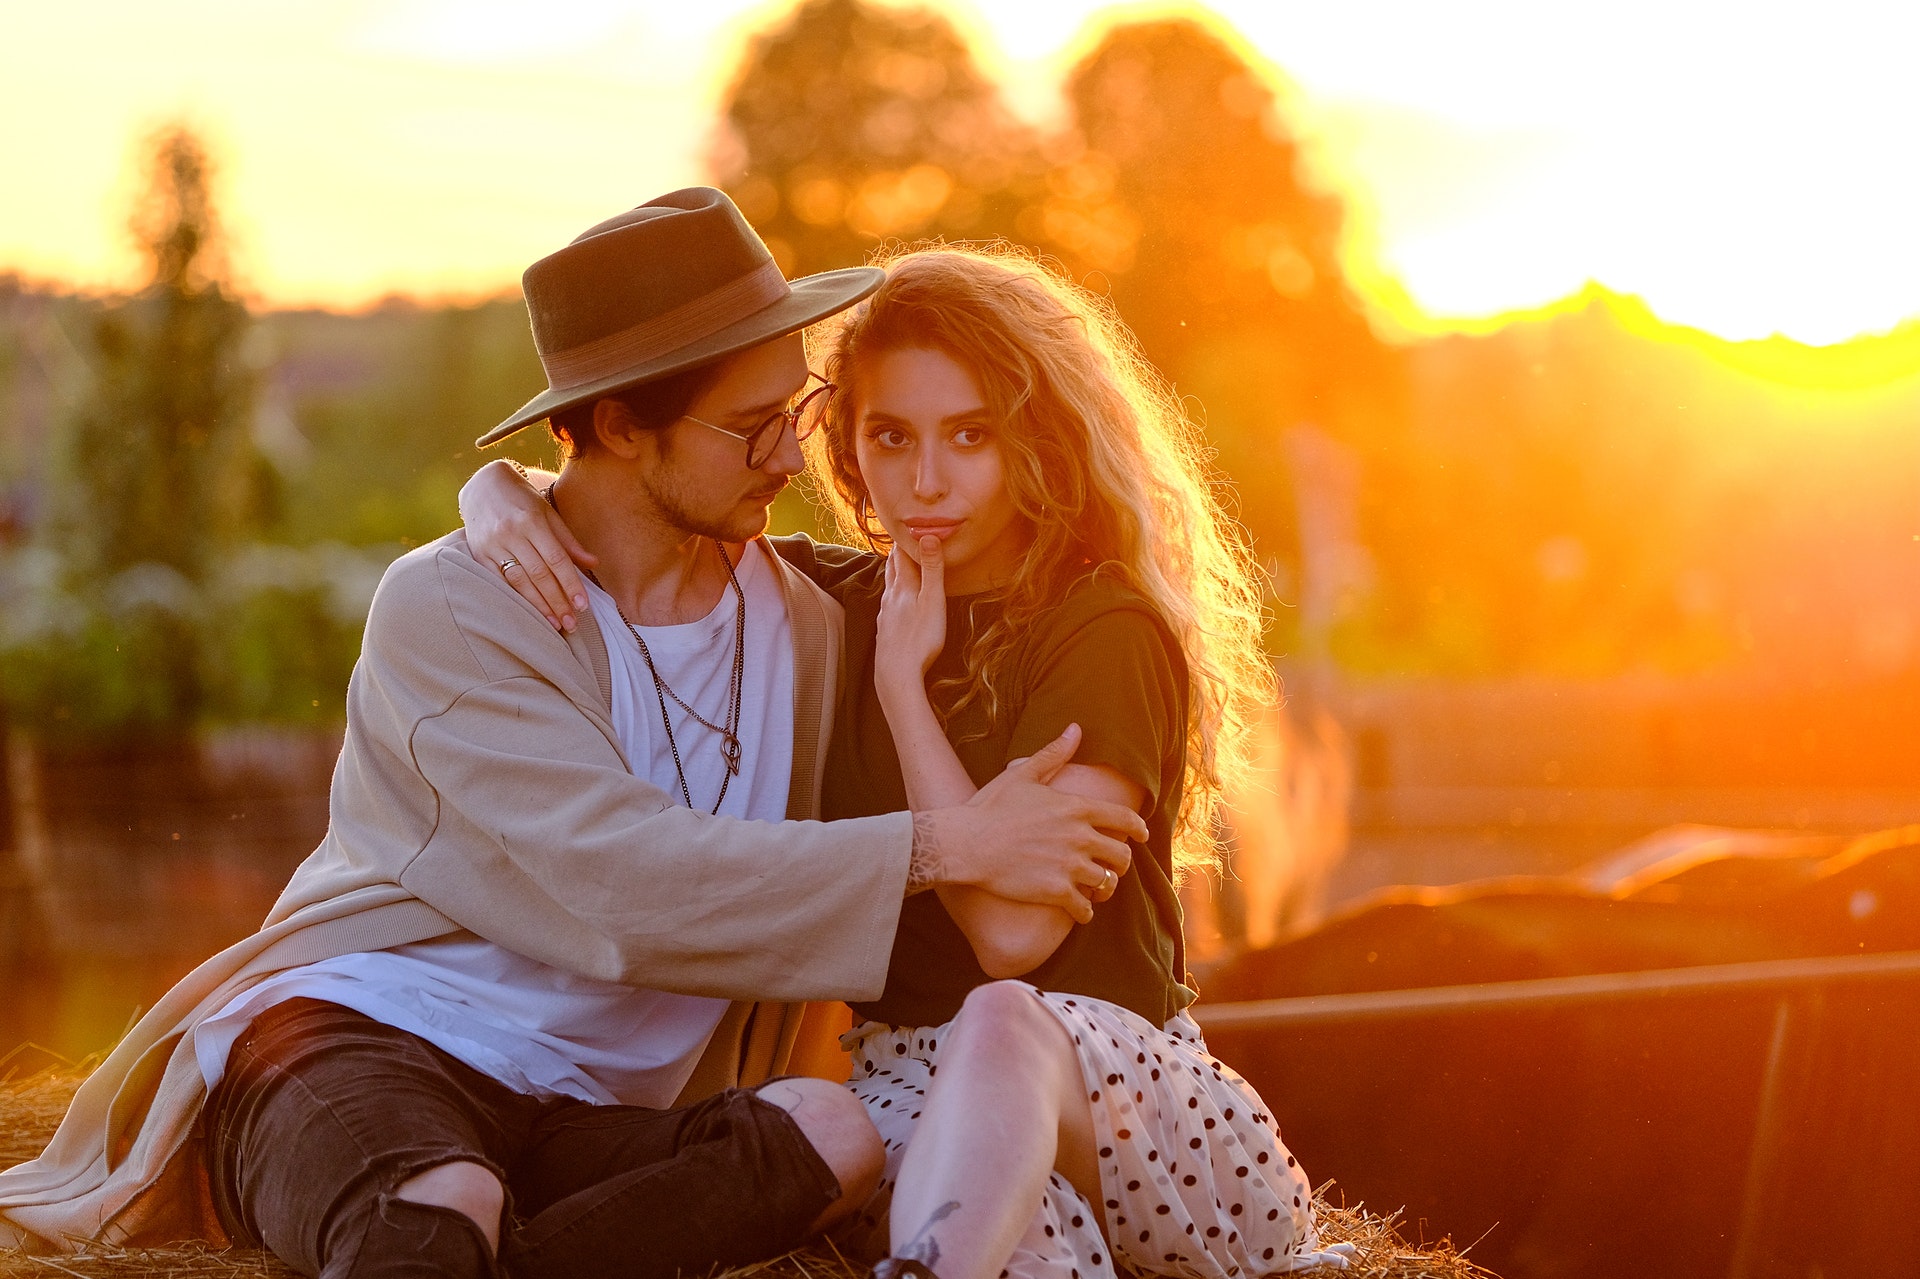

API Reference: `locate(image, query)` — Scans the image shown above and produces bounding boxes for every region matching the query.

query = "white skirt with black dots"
[838,983,1353,1277]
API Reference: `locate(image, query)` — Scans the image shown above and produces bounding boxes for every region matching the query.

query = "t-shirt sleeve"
[1003,607,1182,816]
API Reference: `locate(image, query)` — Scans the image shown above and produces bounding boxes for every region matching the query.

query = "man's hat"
[478,187,883,448]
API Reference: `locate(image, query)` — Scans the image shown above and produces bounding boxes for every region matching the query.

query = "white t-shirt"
[195,540,795,1108]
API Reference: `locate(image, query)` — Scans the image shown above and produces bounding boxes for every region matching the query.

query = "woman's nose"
[912,447,946,500]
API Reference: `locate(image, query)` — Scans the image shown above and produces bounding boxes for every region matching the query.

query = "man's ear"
[591,397,653,459]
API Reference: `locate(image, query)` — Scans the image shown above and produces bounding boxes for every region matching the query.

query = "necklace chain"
[541,485,748,813]
[577,526,747,814]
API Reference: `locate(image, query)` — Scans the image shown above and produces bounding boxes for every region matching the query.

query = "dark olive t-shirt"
[771,535,1194,1029]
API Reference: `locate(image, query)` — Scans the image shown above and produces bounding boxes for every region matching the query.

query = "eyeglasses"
[682,371,836,469]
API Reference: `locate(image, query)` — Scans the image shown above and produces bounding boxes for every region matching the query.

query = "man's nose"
[760,419,807,477]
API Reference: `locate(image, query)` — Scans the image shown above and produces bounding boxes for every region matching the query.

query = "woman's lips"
[902,519,961,541]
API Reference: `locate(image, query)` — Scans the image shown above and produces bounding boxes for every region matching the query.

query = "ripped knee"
[394,1159,505,1253]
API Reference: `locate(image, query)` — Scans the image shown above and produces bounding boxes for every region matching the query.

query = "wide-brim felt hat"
[479,187,883,447]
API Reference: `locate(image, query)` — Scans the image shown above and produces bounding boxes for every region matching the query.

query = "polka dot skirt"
[840,984,1353,1277]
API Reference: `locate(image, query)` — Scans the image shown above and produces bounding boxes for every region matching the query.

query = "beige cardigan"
[0,531,913,1252]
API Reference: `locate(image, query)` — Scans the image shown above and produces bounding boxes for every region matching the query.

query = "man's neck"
[550,463,738,626]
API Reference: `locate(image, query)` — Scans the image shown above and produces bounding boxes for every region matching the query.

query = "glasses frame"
[683,370,836,469]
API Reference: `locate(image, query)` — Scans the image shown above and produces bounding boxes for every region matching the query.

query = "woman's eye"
[867,427,910,448]
[953,426,989,447]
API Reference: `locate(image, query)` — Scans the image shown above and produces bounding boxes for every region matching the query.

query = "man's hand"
[910,725,1145,924]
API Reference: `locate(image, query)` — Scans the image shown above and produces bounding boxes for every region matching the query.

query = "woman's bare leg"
[887,982,1099,1279]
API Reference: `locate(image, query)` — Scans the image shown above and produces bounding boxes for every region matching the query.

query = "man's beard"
[641,466,783,544]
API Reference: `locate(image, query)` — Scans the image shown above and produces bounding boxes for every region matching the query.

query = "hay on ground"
[3,1069,1494,1278]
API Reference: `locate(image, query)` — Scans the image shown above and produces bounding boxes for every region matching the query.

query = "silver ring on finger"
[1099,867,1117,896]
[499,557,520,574]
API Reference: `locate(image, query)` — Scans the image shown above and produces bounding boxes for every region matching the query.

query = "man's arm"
[905,727,1140,926]
[454,459,1139,923]
[352,542,1137,1002]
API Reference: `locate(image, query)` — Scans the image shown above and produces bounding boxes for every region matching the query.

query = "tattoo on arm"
[897,1200,960,1269]
[907,812,945,895]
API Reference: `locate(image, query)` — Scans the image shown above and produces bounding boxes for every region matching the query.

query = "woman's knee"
[753,1076,884,1227]
[954,982,1075,1068]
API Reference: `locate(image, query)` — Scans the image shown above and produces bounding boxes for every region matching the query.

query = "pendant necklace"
[588,536,747,815]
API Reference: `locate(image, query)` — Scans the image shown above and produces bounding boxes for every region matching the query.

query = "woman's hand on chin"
[875,534,948,703]
[459,459,595,633]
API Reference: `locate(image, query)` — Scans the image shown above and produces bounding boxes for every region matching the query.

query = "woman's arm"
[877,538,1145,978]
[458,459,595,632]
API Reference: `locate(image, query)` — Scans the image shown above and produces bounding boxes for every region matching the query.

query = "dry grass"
[0,1054,89,1172]
[2,1069,1494,1278]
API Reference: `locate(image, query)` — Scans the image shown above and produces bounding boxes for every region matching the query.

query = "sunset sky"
[6,0,1917,344]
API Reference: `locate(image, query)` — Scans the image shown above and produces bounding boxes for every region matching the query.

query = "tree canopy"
[713,0,1044,278]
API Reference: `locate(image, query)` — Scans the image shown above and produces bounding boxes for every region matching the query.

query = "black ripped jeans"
[204,998,840,1279]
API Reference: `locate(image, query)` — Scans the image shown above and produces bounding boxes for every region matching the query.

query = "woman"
[464,247,1349,1279]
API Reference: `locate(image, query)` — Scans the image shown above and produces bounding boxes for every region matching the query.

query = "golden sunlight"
[3,0,1917,345]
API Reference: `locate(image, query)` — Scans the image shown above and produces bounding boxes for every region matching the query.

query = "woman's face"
[852,346,1028,595]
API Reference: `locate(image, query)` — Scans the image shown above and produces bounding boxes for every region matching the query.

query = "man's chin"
[691,508,772,545]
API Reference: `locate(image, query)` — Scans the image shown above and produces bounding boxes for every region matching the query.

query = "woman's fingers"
[538,542,589,619]
[522,514,590,624]
[916,533,944,600]
[498,553,558,629]
[515,542,577,631]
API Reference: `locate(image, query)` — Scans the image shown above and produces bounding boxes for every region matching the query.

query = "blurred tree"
[65,127,260,580]
[28,126,264,730]
[1039,18,1406,659]
[268,296,552,550]
[710,0,1044,276]
[1042,20,1356,370]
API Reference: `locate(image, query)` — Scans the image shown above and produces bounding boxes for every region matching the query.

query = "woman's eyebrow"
[862,407,990,426]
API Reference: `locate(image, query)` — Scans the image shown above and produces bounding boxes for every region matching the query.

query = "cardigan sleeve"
[339,536,914,1003]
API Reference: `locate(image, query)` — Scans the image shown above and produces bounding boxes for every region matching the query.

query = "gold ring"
[500,557,520,573]
[1100,868,1117,895]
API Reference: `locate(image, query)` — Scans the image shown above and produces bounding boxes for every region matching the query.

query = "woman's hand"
[874,534,948,702]
[458,460,596,633]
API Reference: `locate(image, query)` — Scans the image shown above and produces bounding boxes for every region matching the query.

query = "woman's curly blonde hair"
[809,244,1274,876]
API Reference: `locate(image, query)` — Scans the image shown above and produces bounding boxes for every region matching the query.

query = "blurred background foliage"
[1,0,1916,743]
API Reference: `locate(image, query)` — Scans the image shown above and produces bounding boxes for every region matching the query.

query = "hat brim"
[477,265,885,449]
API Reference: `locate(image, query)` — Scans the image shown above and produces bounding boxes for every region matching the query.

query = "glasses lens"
[745,381,834,467]
[792,384,834,442]
[745,410,785,469]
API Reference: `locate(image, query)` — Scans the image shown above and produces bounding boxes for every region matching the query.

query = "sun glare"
[1,0,1916,347]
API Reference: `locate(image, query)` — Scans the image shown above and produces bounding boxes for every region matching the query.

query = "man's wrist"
[908,811,956,894]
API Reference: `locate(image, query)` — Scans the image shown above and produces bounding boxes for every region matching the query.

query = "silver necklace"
[597,543,746,815]
[548,488,747,813]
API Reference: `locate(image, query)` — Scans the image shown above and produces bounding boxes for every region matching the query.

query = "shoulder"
[369,531,514,633]
[767,532,885,603]
[1011,569,1187,701]
[1038,570,1179,656]
[364,529,580,688]
[363,532,471,646]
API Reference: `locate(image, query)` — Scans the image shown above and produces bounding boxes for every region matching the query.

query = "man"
[0,188,1143,1278]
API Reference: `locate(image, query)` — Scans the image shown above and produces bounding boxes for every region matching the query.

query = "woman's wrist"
[875,666,936,724]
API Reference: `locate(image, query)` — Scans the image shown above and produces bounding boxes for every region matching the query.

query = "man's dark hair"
[547,361,721,459]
